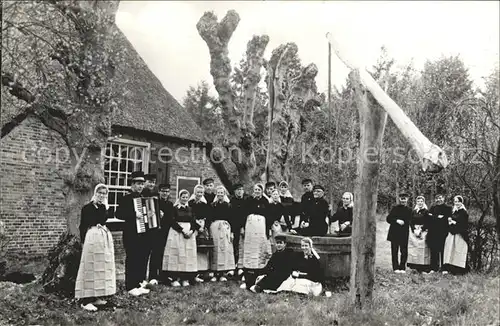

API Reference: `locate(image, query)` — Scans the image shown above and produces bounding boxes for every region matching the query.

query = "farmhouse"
[0,21,229,257]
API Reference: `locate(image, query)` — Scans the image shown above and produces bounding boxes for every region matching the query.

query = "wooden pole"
[350,70,388,308]
[326,30,448,309]
[327,36,334,218]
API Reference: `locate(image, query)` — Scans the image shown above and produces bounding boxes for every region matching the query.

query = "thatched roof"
[1,23,206,144]
[111,26,206,143]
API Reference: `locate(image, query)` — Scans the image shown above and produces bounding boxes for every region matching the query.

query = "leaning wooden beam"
[326,33,448,172]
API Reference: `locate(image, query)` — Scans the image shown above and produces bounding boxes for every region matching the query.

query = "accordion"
[133,197,159,234]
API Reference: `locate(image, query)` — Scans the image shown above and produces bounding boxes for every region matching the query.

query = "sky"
[116,1,499,104]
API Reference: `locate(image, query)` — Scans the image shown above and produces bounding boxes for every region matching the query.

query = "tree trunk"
[350,70,388,308]
[197,12,268,183]
[395,167,400,206]
[63,146,105,237]
[493,136,500,242]
[41,145,105,297]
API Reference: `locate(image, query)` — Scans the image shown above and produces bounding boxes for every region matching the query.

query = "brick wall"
[1,121,225,258]
[0,117,71,256]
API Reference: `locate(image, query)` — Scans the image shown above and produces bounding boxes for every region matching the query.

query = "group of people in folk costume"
[387,192,469,275]
[74,170,470,312]
[74,173,352,311]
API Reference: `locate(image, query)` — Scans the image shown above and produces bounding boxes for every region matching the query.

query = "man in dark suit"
[148,183,174,284]
[386,192,412,273]
[230,183,248,277]
[427,193,452,273]
[115,171,150,296]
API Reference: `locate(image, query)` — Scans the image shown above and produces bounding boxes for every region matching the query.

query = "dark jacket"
[204,193,216,206]
[231,195,249,232]
[386,204,412,243]
[332,205,353,225]
[258,247,296,290]
[141,188,158,198]
[300,191,315,224]
[79,202,108,243]
[301,197,329,236]
[292,252,324,283]
[411,207,429,232]
[427,204,452,248]
[115,191,143,244]
[263,247,295,275]
[169,205,202,233]
[211,200,232,228]
[449,208,469,243]
[246,196,271,234]
[280,195,295,229]
[267,202,285,226]
[188,199,210,230]
[159,197,175,231]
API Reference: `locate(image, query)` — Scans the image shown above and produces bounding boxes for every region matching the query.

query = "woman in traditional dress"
[442,195,469,275]
[163,189,201,287]
[209,186,235,281]
[331,192,354,236]
[276,237,324,296]
[278,181,295,232]
[75,184,116,311]
[407,196,431,272]
[240,184,272,289]
[188,185,212,283]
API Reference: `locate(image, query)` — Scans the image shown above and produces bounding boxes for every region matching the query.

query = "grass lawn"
[0,220,498,326]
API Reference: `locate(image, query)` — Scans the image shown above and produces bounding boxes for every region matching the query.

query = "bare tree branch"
[1,71,36,103]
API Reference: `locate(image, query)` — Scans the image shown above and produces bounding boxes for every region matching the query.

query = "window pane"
[105,144,111,157]
[104,158,110,172]
[127,161,134,172]
[109,172,118,186]
[130,147,142,161]
[111,144,119,157]
[132,160,142,172]
[118,173,126,186]
[119,159,127,172]
[121,145,128,160]
[110,158,118,172]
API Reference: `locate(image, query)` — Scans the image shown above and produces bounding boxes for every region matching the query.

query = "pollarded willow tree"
[265,43,323,182]
[196,10,323,184]
[2,0,124,295]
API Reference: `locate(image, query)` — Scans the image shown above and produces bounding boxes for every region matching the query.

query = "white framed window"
[104,138,150,222]
[176,176,200,199]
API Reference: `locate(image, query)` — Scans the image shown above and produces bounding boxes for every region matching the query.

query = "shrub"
[468,215,499,273]
[41,232,82,298]
[0,220,8,276]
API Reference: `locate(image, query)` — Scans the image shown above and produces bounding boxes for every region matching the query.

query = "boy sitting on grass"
[250,234,295,293]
